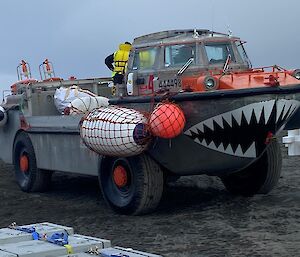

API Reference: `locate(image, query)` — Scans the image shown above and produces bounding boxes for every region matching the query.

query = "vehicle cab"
[125,29,252,96]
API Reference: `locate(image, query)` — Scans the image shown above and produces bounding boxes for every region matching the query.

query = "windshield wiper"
[222,54,231,73]
[177,58,194,76]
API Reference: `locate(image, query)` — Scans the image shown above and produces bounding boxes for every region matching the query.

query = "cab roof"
[133,29,241,48]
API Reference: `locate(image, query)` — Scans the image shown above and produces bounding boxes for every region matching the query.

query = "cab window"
[165,44,196,67]
[133,48,157,70]
[235,41,252,67]
[205,43,235,64]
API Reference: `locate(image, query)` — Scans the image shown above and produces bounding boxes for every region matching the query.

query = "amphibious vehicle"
[1,29,300,215]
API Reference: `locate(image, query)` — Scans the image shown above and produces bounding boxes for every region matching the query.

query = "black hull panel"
[111,86,300,176]
[284,107,300,130]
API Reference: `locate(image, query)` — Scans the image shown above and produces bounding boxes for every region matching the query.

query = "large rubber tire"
[99,154,164,215]
[221,139,282,196]
[13,132,52,192]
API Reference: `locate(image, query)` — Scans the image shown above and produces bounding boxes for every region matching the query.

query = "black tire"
[13,132,52,192]
[221,139,282,196]
[99,154,164,215]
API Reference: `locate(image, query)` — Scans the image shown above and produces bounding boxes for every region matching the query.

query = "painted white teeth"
[207,141,217,151]
[244,142,256,158]
[289,105,298,118]
[282,102,292,118]
[276,100,286,122]
[194,138,202,144]
[189,126,200,135]
[232,110,242,126]
[287,100,299,118]
[184,124,204,136]
[242,107,253,125]
[203,118,214,130]
[200,138,208,147]
[196,123,204,133]
[221,112,232,127]
[253,103,264,123]
[276,100,300,121]
[218,143,225,152]
[235,145,244,157]
[263,99,275,124]
[224,144,234,155]
[192,139,257,158]
[288,106,296,117]
[213,115,224,129]
[184,99,299,158]
[185,130,192,137]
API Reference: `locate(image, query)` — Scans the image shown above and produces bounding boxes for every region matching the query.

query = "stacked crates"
[0,223,161,257]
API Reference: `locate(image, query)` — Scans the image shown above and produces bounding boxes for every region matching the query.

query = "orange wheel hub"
[20,155,29,173]
[113,165,128,187]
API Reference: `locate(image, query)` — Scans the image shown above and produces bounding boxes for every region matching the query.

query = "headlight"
[292,69,300,80]
[204,76,219,90]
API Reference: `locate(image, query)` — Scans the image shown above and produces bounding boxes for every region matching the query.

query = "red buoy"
[149,103,186,139]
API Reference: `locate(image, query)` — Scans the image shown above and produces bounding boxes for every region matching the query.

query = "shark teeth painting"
[185,99,300,158]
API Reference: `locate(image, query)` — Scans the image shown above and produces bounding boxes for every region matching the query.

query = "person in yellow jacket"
[139,50,153,69]
[105,42,132,85]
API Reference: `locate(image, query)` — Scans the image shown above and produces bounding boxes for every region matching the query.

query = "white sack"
[69,96,109,115]
[54,86,97,114]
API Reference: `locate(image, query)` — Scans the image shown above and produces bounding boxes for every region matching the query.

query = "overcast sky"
[0,0,300,95]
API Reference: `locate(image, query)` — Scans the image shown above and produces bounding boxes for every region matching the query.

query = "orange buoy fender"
[80,106,151,157]
[149,103,186,139]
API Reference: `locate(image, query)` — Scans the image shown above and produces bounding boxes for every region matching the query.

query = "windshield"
[205,43,235,64]
[165,44,196,67]
[235,41,252,68]
[133,48,157,70]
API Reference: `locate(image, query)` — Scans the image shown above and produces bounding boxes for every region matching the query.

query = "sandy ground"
[0,143,299,257]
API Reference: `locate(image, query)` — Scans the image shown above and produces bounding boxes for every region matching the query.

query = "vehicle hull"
[1,85,300,177]
[111,85,300,175]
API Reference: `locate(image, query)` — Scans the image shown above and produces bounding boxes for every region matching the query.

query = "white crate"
[0,234,110,257]
[21,222,74,235]
[0,223,158,257]
[100,246,162,257]
[0,222,74,245]
[0,250,17,257]
[57,254,94,257]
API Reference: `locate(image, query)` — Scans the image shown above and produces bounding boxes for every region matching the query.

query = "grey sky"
[1,0,300,95]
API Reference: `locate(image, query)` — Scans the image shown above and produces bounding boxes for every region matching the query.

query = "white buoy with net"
[80,106,151,157]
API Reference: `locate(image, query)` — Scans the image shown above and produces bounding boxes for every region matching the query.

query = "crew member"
[105,42,132,85]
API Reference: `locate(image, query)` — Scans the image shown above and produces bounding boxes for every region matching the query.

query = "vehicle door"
[126,47,160,96]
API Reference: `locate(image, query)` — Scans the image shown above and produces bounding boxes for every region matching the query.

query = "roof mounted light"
[193,29,200,39]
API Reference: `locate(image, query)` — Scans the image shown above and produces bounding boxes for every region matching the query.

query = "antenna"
[211,0,215,36]
[227,24,233,37]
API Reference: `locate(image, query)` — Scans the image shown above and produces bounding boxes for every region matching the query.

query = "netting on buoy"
[80,106,151,157]
[149,102,186,139]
